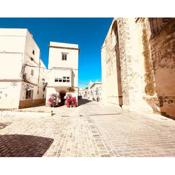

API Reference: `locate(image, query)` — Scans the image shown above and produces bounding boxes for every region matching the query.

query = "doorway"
[59,91,66,106]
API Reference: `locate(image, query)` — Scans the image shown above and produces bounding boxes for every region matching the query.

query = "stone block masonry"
[101,18,175,118]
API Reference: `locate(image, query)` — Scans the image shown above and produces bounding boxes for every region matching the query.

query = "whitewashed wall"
[0,82,21,109]
[48,42,79,88]
[46,42,79,105]
[47,69,72,87]
[0,29,46,108]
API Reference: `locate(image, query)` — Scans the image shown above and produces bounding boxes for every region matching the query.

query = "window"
[62,53,67,61]
[60,76,70,83]
[32,50,35,55]
[42,78,45,82]
[66,77,70,82]
[26,89,33,99]
[30,57,34,61]
[31,69,34,76]
[63,76,66,82]
[55,78,58,82]
[61,76,70,82]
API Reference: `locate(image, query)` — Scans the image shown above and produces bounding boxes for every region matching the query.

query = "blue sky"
[0,18,113,88]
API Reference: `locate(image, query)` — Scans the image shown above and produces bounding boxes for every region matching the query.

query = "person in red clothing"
[65,94,72,107]
[72,96,77,107]
[65,93,77,107]
[48,93,60,107]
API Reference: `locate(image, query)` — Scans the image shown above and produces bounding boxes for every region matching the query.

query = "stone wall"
[101,20,120,105]
[101,18,175,117]
[117,18,153,112]
[149,19,175,117]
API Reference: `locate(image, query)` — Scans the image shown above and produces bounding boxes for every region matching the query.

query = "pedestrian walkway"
[0,100,175,157]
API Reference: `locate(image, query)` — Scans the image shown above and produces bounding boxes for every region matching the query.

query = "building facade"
[78,87,88,99]
[79,82,102,101]
[87,81,102,101]
[46,42,79,105]
[102,18,175,117]
[0,29,46,109]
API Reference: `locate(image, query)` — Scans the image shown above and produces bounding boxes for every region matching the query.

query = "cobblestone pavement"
[0,100,175,157]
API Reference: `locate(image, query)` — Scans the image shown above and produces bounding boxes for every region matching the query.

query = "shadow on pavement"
[78,99,91,106]
[0,134,53,157]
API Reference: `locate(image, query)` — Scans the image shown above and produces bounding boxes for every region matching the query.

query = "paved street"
[0,100,175,157]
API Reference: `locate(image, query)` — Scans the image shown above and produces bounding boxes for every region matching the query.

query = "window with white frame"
[62,76,70,82]
[66,77,70,82]
[62,53,67,61]
[63,76,66,82]
[55,77,70,83]
[55,78,59,82]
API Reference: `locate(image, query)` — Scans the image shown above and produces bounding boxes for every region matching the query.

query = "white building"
[78,87,88,99]
[0,28,46,109]
[46,42,79,105]
[87,81,102,101]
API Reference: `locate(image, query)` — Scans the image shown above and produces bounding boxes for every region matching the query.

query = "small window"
[30,57,34,61]
[55,78,58,82]
[32,50,35,55]
[67,77,70,80]
[59,78,62,82]
[62,53,67,61]
[26,89,33,99]
[42,78,45,82]
[66,80,70,82]
[63,76,66,79]
[31,69,34,76]
[63,80,66,82]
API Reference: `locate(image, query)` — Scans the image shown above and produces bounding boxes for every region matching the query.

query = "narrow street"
[0,100,175,157]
